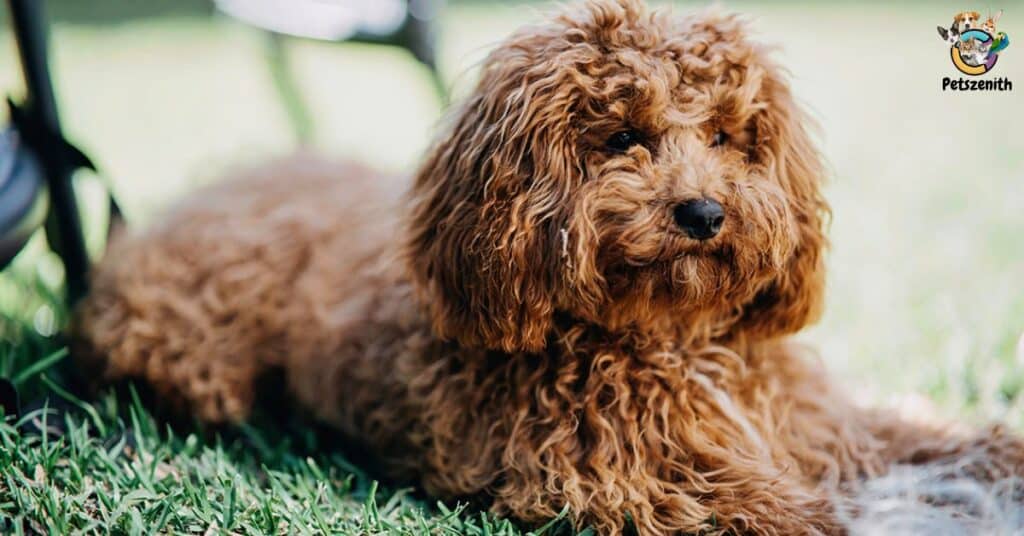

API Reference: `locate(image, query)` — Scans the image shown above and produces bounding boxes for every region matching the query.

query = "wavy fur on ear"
[405,33,583,352]
[732,57,830,340]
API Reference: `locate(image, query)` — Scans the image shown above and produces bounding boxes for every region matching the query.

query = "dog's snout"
[673,198,725,240]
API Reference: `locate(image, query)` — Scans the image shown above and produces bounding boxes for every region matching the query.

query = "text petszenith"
[942,77,1013,91]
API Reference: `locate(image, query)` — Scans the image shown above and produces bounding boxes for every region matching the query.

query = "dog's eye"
[605,130,643,153]
[711,130,730,147]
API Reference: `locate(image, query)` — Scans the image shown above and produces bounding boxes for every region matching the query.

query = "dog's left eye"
[711,130,730,147]
[605,130,643,153]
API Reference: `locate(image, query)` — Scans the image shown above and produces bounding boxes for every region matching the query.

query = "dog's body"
[74,1,1024,534]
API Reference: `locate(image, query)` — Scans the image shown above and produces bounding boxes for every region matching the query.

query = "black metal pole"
[7,0,90,303]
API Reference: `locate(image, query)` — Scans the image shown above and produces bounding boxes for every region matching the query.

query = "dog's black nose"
[673,198,725,240]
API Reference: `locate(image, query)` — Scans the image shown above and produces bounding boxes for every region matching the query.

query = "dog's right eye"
[605,130,643,153]
[710,130,730,147]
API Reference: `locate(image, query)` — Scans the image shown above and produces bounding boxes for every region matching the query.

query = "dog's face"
[955,12,980,32]
[408,0,827,352]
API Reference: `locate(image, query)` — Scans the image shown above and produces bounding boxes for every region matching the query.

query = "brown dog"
[954,10,981,33]
[73,1,1024,533]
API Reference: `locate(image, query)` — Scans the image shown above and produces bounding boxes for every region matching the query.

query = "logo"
[938,10,1013,91]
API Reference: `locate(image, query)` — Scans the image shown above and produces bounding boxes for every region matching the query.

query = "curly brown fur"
[72,1,1024,534]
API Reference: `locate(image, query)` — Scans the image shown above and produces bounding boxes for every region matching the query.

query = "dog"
[72,1,1024,533]
[954,10,981,34]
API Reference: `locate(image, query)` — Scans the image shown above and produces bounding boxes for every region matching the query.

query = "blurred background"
[1,0,1022,422]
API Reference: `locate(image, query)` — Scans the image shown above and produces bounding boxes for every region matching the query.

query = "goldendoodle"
[73,1,1024,533]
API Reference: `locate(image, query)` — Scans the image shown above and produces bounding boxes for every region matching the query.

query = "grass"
[1,0,1023,533]
[0,399,533,534]
[1,261,570,534]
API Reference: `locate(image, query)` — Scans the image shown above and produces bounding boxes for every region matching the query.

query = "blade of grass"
[11,348,68,387]
[38,373,107,437]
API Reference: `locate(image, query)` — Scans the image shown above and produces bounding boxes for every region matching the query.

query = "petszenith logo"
[937,9,1012,91]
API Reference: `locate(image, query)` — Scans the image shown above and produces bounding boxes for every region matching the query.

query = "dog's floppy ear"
[406,31,581,353]
[735,61,830,340]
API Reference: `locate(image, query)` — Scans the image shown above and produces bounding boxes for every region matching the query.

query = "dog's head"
[407,0,828,353]
[954,11,981,32]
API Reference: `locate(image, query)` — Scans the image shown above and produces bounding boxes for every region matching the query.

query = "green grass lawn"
[1,1,1023,533]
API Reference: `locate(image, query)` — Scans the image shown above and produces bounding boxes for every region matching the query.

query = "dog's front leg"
[446,351,850,536]
[477,433,844,535]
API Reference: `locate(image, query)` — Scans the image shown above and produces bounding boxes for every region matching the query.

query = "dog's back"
[73,155,412,422]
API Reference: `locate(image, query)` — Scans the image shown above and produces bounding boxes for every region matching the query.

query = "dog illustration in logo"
[954,10,981,33]
[938,9,1010,73]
